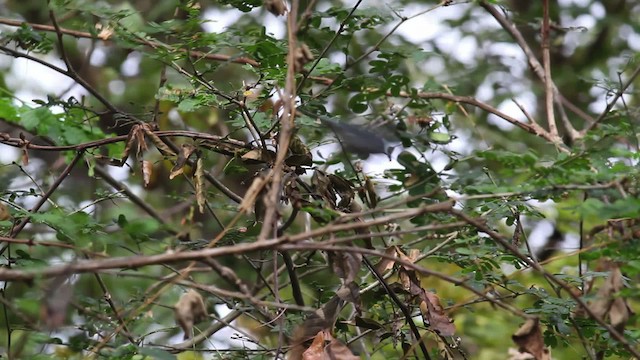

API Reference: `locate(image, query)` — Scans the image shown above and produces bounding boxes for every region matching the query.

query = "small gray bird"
[298,108,392,158]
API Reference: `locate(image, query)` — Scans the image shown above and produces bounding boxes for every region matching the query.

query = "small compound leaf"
[511,318,550,360]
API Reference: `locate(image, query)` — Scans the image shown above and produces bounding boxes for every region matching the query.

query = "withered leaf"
[396,248,456,336]
[302,330,359,360]
[142,123,176,156]
[588,263,632,332]
[328,174,354,209]
[170,144,197,179]
[241,149,276,164]
[375,246,400,273]
[141,160,153,188]
[121,124,140,164]
[512,317,550,360]
[194,157,206,213]
[174,289,208,340]
[312,170,337,208]
[21,146,29,166]
[419,290,455,336]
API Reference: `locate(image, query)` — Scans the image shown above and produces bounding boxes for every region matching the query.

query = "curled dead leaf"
[301,330,359,360]
[141,160,153,188]
[587,263,632,332]
[142,123,176,156]
[419,290,455,336]
[170,144,197,179]
[174,289,208,340]
[512,317,550,360]
[194,157,206,213]
[241,149,276,164]
[375,246,400,273]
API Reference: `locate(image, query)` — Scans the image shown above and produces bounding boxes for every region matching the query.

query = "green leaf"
[20,107,57,132]
[137,348,176,360]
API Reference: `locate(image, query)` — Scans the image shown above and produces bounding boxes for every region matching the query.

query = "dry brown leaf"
[174,289,208,340]
[241,149,275,163]
[512,318,550,360]
[301,330,326,360]
[396,249,456,336]
[21,146,29,166]
[134,124,148,157]
[141,160,153,188]
[170,144,197,179]
[194,157,206,213]
[419,291,456,336]
[301,330,359,360]
[324,337,360,360]
[588,264,632,332]
[121,124,140,163]
[142,123,176,156]
[375,246,399,273]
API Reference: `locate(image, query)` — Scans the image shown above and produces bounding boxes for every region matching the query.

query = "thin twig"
[541,0,557,137]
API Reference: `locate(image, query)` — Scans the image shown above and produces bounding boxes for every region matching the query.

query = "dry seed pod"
[174,289,208,339]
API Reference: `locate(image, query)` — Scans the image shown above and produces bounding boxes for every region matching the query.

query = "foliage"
[0,0,639,359]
